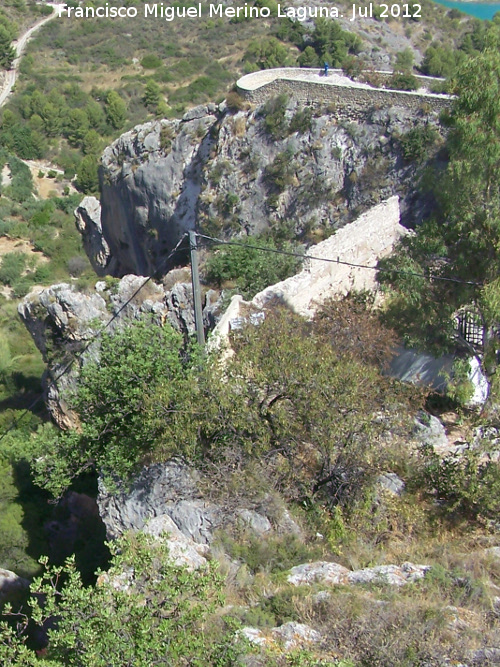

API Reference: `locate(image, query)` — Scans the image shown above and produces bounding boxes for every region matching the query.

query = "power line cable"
[0,233,189,446]
[0,226,481,446]
[195,232,482,287]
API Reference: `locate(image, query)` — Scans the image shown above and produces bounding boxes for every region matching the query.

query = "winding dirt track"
[0,4,59,108]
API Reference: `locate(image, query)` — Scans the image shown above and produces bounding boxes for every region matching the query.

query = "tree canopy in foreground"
[378,40,500,403]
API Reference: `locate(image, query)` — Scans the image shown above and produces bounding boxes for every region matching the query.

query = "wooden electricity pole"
[189,230,205,346]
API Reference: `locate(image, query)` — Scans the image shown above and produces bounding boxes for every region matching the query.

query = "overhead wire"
[0,226,482,446]
[0,233,189,446]
[194,232,482,287]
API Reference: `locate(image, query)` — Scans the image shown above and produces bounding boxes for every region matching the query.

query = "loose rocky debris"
[287,560,430,587]
[241,622,321,651]
[143,514,208,569]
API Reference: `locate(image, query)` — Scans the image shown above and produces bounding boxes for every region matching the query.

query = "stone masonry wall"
[252,196,404,318]
[237,69,451,118]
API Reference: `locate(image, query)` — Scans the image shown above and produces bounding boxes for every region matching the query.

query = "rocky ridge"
[77,99,443,277]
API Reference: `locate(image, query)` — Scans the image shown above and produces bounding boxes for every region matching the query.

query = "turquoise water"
[432,0,500,19]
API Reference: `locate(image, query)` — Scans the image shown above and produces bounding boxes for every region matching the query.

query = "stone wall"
[252,196,405,318]
[236,68,451,118]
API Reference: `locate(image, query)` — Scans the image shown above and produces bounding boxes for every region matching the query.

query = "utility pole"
[189,230,205,346]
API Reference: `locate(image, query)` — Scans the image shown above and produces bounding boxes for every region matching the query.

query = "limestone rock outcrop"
[97,459,218,545]
[287,560,430,587]
[143,515,209,569]
[74,196,115,276]
[98,105,219,277]
[18,276,223,427]
[97,459,302,550]
[81,100,442,278]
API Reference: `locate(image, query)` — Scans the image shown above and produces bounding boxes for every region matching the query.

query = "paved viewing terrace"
[236,68,452,115]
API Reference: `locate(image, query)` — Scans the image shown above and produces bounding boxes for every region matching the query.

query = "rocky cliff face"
[96,104,220,277]
[79,99,441,277]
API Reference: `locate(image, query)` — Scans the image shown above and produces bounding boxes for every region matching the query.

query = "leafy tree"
[0,23,15,70]
[0,253,26,286]
[105,90,127,130]
[40,102,62,138]
[143,79,161,109]
[0,533,248,666]
[378,47,500,402]
[421,45,462,78]
[310,19,362,67]
[81,129,101,156]
[244,37,290,70]
[66,108,90,147]
[394,48,414,73]
[75,154,99,194]
[32,306,411,509]
[297,46,319,68]
[0,125,46,159]
[389,72,418,91]
[33,320,199,496]
[85,99,106,132]
[198,308,410,508]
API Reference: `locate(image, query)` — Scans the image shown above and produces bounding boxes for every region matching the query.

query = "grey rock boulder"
[143,514,208,569]
[413,410,448,453]
[237,509,272,536]
[288,560,430,587]
[377,472,405,496]
[74,196,116,276]
[0,569,30,603]
[271,622,321,650]
[97,459,218,542]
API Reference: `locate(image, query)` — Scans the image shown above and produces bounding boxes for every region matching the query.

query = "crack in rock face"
[79,101,442,279]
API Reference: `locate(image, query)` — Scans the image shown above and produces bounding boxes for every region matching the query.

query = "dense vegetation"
[379,30,500,404]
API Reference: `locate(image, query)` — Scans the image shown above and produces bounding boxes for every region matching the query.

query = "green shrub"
[399,125,440,163]
[259,94,289,141]
[140,53,162,69]
[0,533,249,665]
[389,72,418,91]
[0,252,26,286]
[159,125,174,153]
[288,107,313,135]
[203,235,302,299]
[244,37,290,70]
[218,531,322,575]
[225,91,247,112]
[264,150,296,192]
[411,441,500,521]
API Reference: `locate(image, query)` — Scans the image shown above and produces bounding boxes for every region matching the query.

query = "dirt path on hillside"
[0,4,59,108]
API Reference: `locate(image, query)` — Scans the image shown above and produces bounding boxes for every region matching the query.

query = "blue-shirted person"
[324,62,329,76]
